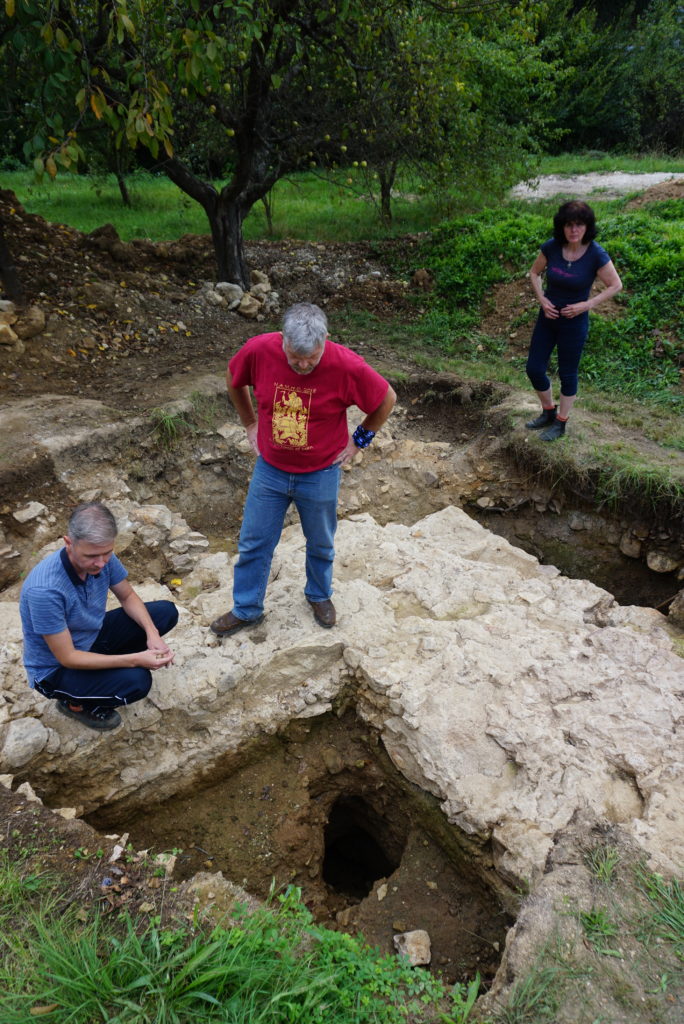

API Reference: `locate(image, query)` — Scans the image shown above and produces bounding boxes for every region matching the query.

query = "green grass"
[637,870,684,960]
[579,908,622,957]
[584,846,620,886]
[0,166,443,243]
[536,153,684,176]
[0,851,477,1024]
[4,153,683,243]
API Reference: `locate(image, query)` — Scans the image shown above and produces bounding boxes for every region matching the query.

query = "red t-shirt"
[229,332,389,472]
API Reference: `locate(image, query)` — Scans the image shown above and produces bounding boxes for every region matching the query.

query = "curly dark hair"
[552,200,597,244]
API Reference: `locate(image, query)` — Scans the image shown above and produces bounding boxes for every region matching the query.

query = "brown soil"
[0,782,188,926]
[0,189,420,409]
[624,176,684,208]
[88,711,511,987]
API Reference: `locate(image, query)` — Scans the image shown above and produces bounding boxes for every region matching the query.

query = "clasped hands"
[541,298,590,320]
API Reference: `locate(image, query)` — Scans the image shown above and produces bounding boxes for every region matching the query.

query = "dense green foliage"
[0,853,477,1023]
[539,0,684,153]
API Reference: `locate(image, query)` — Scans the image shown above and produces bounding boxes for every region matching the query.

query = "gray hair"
[67,503,118,544]
[282,303,328,355]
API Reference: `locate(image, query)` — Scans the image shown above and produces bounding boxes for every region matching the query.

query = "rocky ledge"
[1,504,682,890]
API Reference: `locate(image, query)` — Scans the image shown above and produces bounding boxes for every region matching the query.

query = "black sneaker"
[525,407,557,430]
[57,700,122,731]
[540,419,567,442]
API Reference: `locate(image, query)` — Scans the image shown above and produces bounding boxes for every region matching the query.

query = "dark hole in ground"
[322,794,402,899]
[88,712,512,986]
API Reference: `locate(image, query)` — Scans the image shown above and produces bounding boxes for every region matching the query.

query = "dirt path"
[510,170,683,200]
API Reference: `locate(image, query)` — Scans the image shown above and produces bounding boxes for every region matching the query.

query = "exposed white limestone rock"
[0,505,681,890]
[0,717,49,767]
[13,501,48,524]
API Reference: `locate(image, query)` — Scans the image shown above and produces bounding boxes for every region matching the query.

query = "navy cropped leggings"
[34,600,178,710]
[525,310,589,397]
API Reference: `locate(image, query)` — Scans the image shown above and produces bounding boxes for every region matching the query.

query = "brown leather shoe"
[307,598,336,628]
[210,610,264,636]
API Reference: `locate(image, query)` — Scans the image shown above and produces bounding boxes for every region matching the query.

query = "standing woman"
[525,200,622,440]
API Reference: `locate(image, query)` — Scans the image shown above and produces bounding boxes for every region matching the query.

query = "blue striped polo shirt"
[19,547,127,686]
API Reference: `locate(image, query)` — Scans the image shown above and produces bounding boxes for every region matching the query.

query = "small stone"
[13,502,48,524]
[0,322,19,346]
[619,531,642,559]
[322,747,344,774]
[15,781,42,803]
[668,590,684,628]
[646,550,679,574]
[14,305,46,340]
[215,282,244,303]
[393,929,431,966]
[238,294,261,318]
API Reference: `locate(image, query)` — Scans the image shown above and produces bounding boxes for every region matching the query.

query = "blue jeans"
[526,309,589,397]
[233,456,342,620]
[34,601,178,710]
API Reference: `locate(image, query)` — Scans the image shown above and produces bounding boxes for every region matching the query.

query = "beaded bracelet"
[352,424,376,449]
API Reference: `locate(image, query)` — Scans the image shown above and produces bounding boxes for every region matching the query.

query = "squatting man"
[20,502,178,731]
[211,302,396,636]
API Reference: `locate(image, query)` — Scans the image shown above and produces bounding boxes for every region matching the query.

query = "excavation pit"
[322,793,403,898]
[87,712,513,986]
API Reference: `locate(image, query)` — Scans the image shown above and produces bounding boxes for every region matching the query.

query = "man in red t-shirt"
[210,303,396,635]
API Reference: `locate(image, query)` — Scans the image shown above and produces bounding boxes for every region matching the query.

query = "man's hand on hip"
[246,422,259,455]
[333,435,359,466]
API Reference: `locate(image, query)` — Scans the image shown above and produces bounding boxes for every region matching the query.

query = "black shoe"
[525,406,557,430]
[540,419,566,441]
[57,701,122,731]
[307,598,336,628]
[210,610,264,636]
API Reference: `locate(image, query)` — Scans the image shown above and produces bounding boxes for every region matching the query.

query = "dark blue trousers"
[34,601,178,710]
[525,310,589,397]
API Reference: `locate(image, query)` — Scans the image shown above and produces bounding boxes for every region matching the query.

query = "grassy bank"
[1,834,682,1024]
[0,848,477,1024]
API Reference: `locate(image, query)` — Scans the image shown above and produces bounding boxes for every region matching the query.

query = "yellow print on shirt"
[272,383,314,448]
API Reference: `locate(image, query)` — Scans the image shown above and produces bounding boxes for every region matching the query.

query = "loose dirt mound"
[624,176,684,208]
[0,190,419,410]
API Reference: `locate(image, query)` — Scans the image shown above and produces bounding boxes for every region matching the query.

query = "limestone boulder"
[0,717,49,767]
[215,282,244,306]
[393,929,431,965]
[238,293,261,318]
[1,506,681,891]
[0,320,21,349]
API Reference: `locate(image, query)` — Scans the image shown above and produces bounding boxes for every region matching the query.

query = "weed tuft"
[584,845,620,885]
[150,406,193,447]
